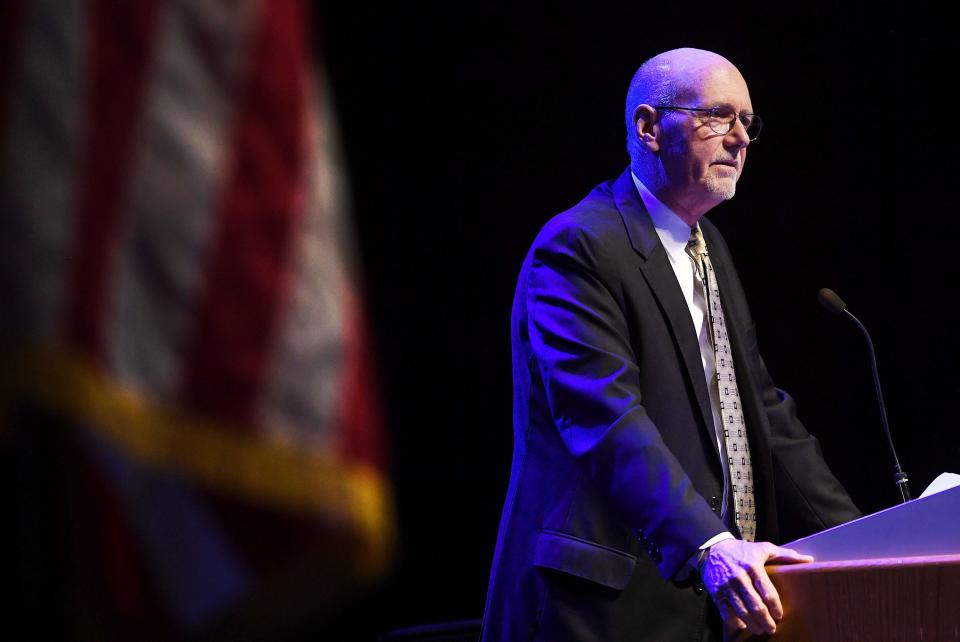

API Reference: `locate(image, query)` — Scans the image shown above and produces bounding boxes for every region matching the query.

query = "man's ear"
[632,104,660,153]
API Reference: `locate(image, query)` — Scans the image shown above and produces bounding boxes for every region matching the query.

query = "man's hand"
[700,539,813,636]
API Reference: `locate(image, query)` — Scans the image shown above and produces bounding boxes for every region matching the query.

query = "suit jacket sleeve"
[759,360,862,539]
[525,216,726,579]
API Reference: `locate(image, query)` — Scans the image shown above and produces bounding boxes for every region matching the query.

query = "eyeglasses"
[652,105,763,141]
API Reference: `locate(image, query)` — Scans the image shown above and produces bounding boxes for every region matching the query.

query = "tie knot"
[686,226,707,259]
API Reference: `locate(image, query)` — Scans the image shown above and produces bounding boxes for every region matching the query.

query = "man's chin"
[704,179,737,203]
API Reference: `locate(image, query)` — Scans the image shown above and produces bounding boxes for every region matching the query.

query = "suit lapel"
[612,170,716,454]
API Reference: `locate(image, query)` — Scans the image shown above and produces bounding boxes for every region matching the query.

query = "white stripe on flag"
[257,73,350,449]
[107,0,257,402]
[0,0,86,339]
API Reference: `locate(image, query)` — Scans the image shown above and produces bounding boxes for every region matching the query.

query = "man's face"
[655,65,753,220]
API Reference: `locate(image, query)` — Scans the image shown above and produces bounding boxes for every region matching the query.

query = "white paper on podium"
[785,473,960,563]
[919,472,960,498]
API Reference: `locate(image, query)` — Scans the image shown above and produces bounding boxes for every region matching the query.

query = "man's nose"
[726,118,751,148]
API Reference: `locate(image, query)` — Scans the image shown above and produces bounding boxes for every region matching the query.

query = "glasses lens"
[745,114,762,140]
[708,107,737,135]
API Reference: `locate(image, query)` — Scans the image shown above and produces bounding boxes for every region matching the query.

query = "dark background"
[313,1,960,638]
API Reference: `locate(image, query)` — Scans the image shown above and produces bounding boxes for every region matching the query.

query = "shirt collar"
[631,171,694,266]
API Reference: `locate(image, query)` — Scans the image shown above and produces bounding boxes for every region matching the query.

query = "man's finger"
[719,586,752,628]
[717,600,747,632]
[747,564,784,620]
[719,579,769,636]
[766,546,814,564]
[737,583,777,634]
[728,572,778,635]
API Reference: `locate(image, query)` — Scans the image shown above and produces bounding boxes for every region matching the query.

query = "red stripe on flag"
[66,0,165,361]
[337,289,387,469]
[180,0,309,425]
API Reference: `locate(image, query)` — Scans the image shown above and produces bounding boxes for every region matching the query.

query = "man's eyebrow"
[706,102,756,114]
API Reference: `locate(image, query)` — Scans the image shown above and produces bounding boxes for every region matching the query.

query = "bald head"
[625,48,745,160]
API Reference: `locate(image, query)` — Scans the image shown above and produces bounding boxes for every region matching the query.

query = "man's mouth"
[711,161,739,174]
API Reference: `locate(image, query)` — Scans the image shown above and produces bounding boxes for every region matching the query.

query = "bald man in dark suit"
[482,48,860,641]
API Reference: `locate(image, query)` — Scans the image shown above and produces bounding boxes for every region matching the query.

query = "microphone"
[816,288,847,316]
[817,288,911,503]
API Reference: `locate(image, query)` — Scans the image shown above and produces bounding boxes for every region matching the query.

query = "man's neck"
[631,172,704,229]
[630,168,705,227]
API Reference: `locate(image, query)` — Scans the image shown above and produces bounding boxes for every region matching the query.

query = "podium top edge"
[767,553,960,575]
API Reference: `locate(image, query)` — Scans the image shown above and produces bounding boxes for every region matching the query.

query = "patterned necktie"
[686,226,756,541]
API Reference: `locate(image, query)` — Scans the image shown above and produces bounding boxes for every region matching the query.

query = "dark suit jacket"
[481,170,860,641]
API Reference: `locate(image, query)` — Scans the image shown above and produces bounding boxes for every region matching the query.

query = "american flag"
[0,1,393,638]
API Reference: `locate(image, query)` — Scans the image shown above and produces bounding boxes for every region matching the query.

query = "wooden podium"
[763,483,960,641]
[767,554,960,640]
